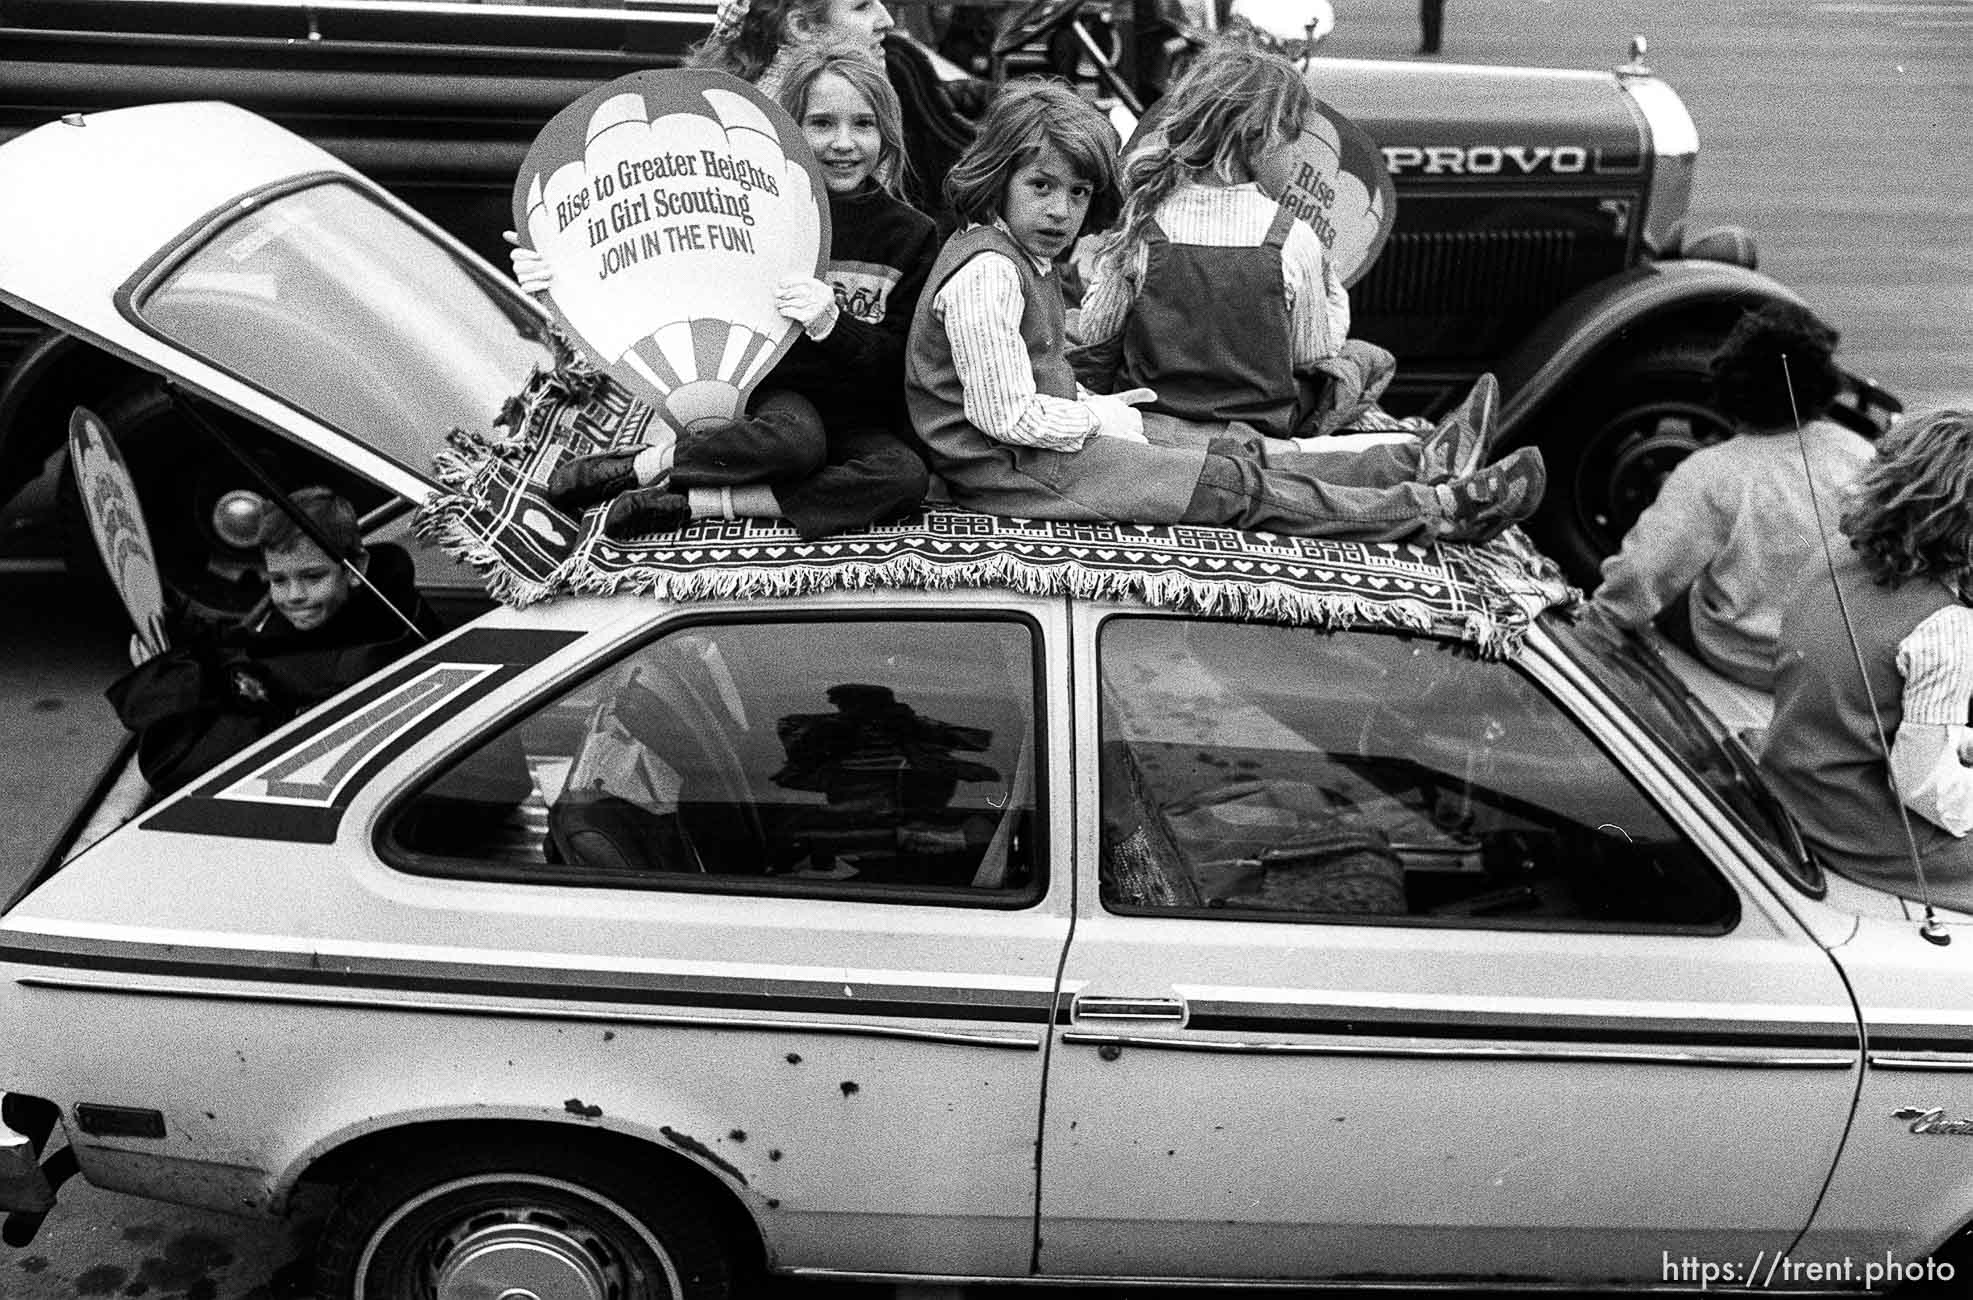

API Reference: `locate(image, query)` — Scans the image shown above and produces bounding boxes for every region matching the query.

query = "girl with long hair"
[1763,408,1973,909]
[516,41,938,540]
[1073,36,1454,446]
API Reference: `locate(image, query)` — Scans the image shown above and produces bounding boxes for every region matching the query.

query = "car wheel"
[56,381,285,627]
[1526,340,1733,588]
[313,1139,737,1300]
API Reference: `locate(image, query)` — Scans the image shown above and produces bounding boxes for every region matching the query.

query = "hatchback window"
[388,618,1042,901]
[135,180,555,476]
[1098,618,1735,930]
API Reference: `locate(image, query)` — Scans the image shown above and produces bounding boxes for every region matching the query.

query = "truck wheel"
[56,381,278,626]
[1529,341,1733,587]
[313,1139,736,1300]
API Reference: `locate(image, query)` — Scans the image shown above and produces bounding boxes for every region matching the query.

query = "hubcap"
[431,1214,624,1300]
[1576,404,1729,555]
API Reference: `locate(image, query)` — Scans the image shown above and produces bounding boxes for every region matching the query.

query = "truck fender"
[1489,260,1814,583]
[1495,258,1806,440]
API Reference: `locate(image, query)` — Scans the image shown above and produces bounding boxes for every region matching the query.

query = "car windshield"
[1541,610,1824,897]
[135,180,555,478]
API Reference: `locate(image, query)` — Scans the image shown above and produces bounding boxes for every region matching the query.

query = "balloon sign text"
[1255,99,1397,288]
[516,71,829,435]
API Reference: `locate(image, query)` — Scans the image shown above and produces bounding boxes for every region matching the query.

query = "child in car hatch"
[107,486,445,794]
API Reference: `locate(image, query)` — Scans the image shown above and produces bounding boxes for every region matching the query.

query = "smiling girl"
[519,42,937,540]
[904,79,1544,544]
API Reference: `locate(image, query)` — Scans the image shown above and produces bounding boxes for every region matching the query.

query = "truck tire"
[314,1139,736,1300]
[1528,340,1733,588]
[56,380,280,626]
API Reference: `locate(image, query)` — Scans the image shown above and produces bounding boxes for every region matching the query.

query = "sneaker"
[1440,446,1546,545]
[602,486,692,541]
[1415,373,1499,484]
[546,450,644,513]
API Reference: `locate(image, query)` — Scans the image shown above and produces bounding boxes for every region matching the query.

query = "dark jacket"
[107,543,443,793]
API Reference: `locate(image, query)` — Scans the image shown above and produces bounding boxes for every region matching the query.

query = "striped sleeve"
[1282,221,1346,366]
[1897,605,1973,723]
[933,253,1095,452]
[1891,605,1973,835]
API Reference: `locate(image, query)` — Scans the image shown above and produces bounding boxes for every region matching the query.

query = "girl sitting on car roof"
[510,43,938,541]
[1070,36,1475,447]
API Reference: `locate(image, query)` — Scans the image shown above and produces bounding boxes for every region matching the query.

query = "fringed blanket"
[415,361,1576,659]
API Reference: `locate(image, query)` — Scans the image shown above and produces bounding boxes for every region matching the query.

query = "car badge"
[1894,1107,1973,1136]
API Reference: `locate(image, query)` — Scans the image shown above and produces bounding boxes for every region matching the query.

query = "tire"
[314,1138,737,1300]
[1525,340,1734,588]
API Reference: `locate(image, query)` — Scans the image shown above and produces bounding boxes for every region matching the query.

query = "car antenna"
[159,383,431,644]
[1786,355,1948,945]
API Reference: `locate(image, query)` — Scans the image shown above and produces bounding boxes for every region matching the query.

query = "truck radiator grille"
[1355,228,1579,315]
[1349,227,1612,364]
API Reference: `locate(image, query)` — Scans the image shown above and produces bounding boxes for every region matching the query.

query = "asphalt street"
[2,0,1969,1295]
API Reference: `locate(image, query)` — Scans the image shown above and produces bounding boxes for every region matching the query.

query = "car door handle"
[1072,995,1187,1022]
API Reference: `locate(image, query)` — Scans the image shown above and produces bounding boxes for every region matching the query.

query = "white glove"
[1086,387,1157,443]
[775,276,840,338]
[503,230,554,295]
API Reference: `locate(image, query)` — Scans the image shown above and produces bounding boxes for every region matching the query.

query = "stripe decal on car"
[1180,1007,1857,1051]
[0,930,1055,1025]
[1,931,1863,1056]
[141,627,582,844]
[1047,990,1855,1052]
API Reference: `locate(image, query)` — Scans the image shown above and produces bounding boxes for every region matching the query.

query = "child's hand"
[775,276,840,337]
[503,230,555,295]
[1087,387,1156,443]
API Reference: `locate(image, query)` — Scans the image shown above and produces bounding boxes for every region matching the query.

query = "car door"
[1037,607,1861,1284]
[369,595,1075,1278]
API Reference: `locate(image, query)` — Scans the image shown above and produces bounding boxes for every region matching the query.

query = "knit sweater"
[768,180,938,432]
[1592,419,1871,689]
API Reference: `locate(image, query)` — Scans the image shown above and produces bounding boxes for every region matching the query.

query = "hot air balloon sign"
[69,405,168,659]
[515,70,830,433]
[1255,98,1396,287]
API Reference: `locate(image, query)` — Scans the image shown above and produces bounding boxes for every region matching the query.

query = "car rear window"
[134,179,555,481]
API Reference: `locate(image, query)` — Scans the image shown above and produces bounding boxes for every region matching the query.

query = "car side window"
[1098,618,1735,930]
[388,618,1041,901]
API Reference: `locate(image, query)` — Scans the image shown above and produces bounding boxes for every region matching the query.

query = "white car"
[3,103,1973,1300]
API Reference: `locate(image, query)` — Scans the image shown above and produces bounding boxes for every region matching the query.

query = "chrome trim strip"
[1061,1032,1854,1069]
[17,976,1044,1051]
[1870,1053,1973,1073]
[780,1265,1834,1293]
[1618,75,1698,249]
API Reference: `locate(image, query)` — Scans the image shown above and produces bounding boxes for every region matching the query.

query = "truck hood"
[0,101,554,508]
[1308,57,1659,175]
